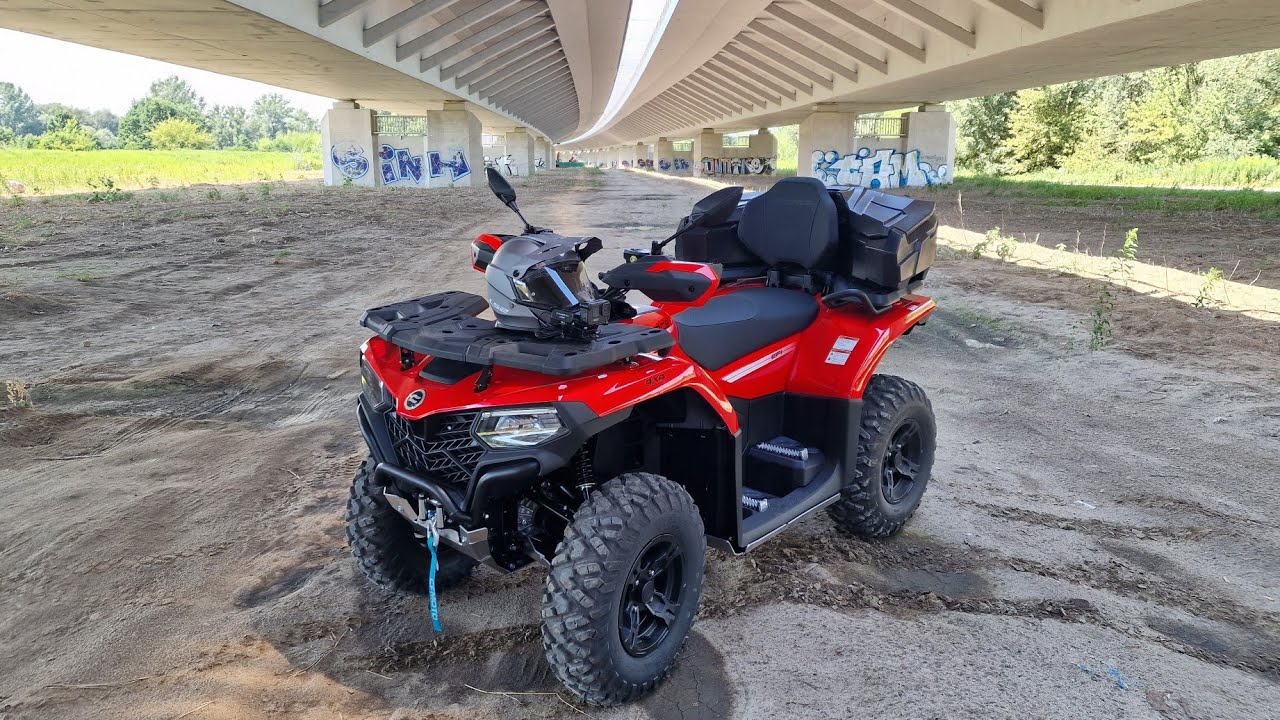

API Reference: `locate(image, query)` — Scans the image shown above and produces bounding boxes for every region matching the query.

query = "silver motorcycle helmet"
[485,235,599,331]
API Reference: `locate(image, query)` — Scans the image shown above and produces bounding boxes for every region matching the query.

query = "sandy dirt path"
[1,169,1276,720]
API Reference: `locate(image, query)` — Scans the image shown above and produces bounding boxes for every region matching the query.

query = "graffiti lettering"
[331,143,370,180]
[811,148,949,188]
[674,158,690,171]
[428,148,472,181]
[658,159,672,171]
[379,144,425,185]
[701,157,776,176]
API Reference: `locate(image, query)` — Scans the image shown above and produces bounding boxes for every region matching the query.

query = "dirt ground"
[1,169,1277,720]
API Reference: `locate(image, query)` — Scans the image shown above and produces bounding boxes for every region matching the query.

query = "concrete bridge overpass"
[3,0,1279,187]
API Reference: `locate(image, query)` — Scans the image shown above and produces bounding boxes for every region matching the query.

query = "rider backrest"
[736,177,839,272]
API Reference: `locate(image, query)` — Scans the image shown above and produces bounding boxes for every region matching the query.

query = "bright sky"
[0,29,333,116]
[563,0,679,144]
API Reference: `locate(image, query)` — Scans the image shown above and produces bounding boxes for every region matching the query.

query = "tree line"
[951,49,1280,175]
[0,76,319,152]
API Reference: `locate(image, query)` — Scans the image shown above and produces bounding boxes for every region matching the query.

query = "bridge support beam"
[801,104,955,188]
[427,101,484,188]
[748,127,777,165]
[535,137,552,171]
[504,127,535,176]
[654,137,675,173]
[321,101,377,187]
[693,128,722,177]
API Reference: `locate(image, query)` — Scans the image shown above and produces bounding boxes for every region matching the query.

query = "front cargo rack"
[361,291,674,376]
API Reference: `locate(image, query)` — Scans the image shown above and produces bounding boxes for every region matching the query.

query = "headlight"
[360,356,390,409]
[475,406,566,448]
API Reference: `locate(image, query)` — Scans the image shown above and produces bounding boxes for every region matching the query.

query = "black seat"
[737,177,839,270]
[674,288,819,370]
[675,178,838,370]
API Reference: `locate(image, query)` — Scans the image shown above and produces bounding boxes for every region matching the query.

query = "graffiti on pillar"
[658,159,672,171]
[620,160,632,169]
[810,148,949,188]
[428,148,472,181]
[673,158,691,171]
[330,143,370,180]
[636,159,654,170]
[701,157,776,176]
[535,157,546,169]
[379,144,425,185]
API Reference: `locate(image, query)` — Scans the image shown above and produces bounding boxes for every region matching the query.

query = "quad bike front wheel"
[828,374,936,538]
[346,458,477,594]
[542,472,706,706]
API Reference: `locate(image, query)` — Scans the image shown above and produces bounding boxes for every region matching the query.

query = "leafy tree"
[40,106,78,133]
[147,76,205,113]
[146,118,214,149]
[94,128,118,149]
[0,126,14,146]
[1002,82,1094,172]
[951,92,1016,171]
[85,109,120,134]
[206,104,251,149]
[0,82,42,136]
[36,118,100,151]
[118,97,204,148]
[247,93,317,141]
[1124,65,1205,163]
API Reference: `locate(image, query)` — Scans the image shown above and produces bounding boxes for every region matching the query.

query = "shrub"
[147,119,214,150]
[36,119,99,151]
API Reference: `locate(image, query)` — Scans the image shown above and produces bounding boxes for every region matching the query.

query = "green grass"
[1032,155,1280,188]
[0,149,323,194]
[947,174,1280,217]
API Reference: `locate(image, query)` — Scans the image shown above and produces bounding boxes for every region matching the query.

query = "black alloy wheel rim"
[618,535,684,657]
[882,419,923,504]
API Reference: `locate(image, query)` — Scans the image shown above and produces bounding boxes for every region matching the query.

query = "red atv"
[349,168,938,705]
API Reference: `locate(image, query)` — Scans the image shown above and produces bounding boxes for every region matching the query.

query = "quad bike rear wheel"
[542,472,706,706]
[828,374,936,538]
[346,458,477,594]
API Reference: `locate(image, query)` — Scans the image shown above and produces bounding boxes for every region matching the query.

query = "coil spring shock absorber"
[573,443,596,500]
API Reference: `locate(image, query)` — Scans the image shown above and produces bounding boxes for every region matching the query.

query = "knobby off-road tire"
[828,374,936,538]
[542,472,707,706]
[346,458,476,595]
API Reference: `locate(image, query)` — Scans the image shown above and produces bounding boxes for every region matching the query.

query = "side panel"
[362,335,739,433]
[787,295,936,399]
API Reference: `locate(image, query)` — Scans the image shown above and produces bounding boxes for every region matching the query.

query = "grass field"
[0,149,323,195]
[948,174,1280,217]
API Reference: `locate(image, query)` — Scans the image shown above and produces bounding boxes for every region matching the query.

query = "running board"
[706,493,842,555]
[742,493,841,552]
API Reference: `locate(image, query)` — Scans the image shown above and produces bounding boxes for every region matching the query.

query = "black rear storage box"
[830,186,938,292]
[674,193,766,280]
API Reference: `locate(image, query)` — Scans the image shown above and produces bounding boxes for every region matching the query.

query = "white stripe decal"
[722,345,796,383]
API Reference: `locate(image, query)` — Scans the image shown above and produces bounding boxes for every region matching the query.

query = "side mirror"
[486,166,517,207]
[688,186,744,228]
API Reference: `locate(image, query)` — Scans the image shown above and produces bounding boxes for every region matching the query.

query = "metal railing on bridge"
[374,115,429,136]
[854,116,905,138]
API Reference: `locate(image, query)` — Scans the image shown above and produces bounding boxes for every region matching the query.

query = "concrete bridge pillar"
[902,104,955,186]
[654,137,674,173]
[505,127,535,176]
[802,104,954,188]
[749,128,777,165]
[636,142,648,169]
[321,101,377,187]
[693,128,722,176]
[535,137,551,171]
[426,101,482,188]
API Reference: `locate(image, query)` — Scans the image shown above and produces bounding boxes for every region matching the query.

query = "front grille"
[385,410,484,485]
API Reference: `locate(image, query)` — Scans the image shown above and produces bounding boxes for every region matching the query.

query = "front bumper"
[356,394,630,530]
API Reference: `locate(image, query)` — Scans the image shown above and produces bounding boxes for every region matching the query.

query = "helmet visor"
[512,259,595,309]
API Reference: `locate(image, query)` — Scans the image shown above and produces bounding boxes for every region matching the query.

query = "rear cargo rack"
[361,291,674,376]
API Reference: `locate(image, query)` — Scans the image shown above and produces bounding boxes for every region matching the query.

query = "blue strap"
[426,528,442,632]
